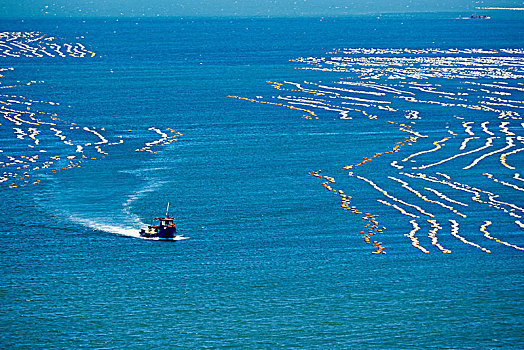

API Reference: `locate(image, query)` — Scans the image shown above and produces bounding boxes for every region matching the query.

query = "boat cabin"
[156,217,175,227]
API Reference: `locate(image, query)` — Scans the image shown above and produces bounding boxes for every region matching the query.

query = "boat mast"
[165,202,170,217]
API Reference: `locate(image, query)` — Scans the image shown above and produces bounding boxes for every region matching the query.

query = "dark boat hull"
[139,213,188,240]
[139,226,178,239]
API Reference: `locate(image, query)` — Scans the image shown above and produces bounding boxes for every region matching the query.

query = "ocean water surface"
[1,15,523,348]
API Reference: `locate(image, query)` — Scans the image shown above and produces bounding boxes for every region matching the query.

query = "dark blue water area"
[1,16,524,348]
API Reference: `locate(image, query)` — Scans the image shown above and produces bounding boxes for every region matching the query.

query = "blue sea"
[1,14,523,348]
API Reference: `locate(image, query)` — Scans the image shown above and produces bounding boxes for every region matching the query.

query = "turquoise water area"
[1,16,523,348]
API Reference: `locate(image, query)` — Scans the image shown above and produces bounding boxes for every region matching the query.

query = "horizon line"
[1,10,519,21]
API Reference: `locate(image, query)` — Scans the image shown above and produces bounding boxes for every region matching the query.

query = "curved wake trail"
[71,215,143,238]
[69,215,188,241]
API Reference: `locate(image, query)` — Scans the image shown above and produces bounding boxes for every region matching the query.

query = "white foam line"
[318,83,386,96]
[409,86,455,96]
[378,105,398,112]
[416,137,498,170]
[501,143,524,170]
[341,102,371,108]
[403,136,450,162]
[64,43,73,54]
[357,175,434,218]
[150,127,168,138]
[424,187,469,207]
[280,98,353,119]
[449,219,490,253]
[405,220,429,253]
[107,139,124,146]
[278,96,326,107]
[481,220,524,251]
[7,99,25,104]
[406,173,522,219]
[28,127,40,145]
[399,127,427,138]
[489,195,524,214]
[144,127,169,147]
[483,101,524,109]
[460,136,479,150]
[13,127,27,139]
[436,172,450,180]
[50,43,66,57]
[427,219,451,253]
[390,176,467,218]
[339,81,414,95]
[40,47,54,57]
[498,111,521,120]
[70,215,142,238]
[481,121,495,136]
[283,81,307,91]
[481,83,524,92]
[479,7,524,10]
[401,172,480,197]
[122,181,167,227]
[514,173,524,182]
[339,96,391,104]
[83,127,108,145]
[73,43,87,57]
[2,111,22,125]
[463,137,515,169]
[94,145,108,155]
[10,110,39,126]
[50,127,67,141]
[484,173,524,192]
[390,160,404,169]
[377,199,419,218]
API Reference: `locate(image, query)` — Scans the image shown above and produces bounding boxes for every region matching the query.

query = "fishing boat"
[470,15,491,19]
[139,203,188,240]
